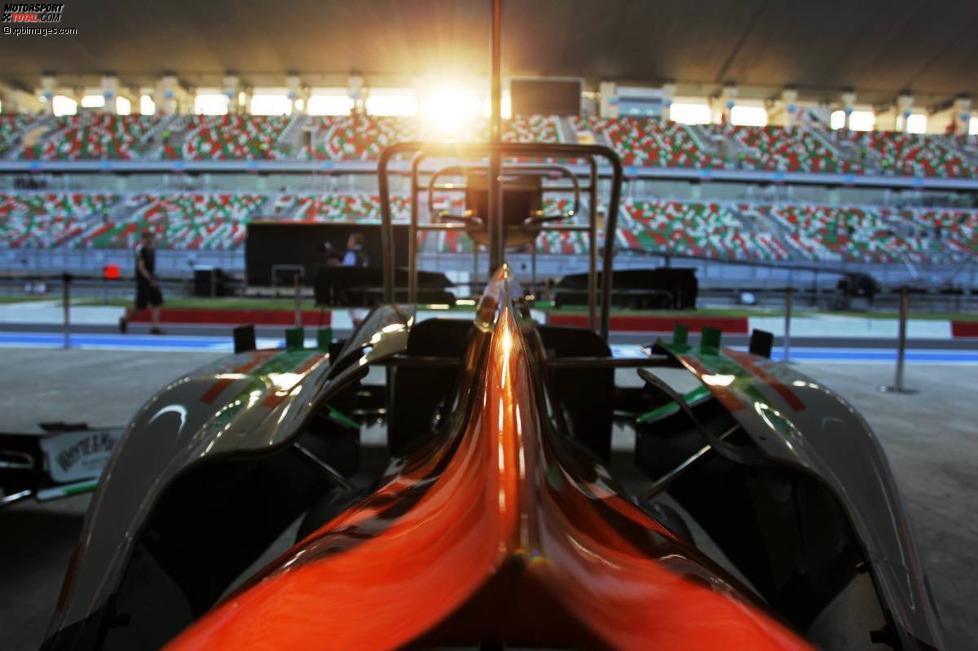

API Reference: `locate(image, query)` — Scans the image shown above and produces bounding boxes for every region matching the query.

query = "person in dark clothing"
[320,241,344,267]
[119,230,164,334]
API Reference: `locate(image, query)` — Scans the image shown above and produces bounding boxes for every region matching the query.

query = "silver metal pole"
[587,158,598,332]
[879,286,916,394]
[62,273,70,350]
[531,242,537,291]
[473,243,480,291]
[487,0,504,273]
[378,157,394,302]
[783,286,793,363]
[293,272,302,328]
[409,156,422,302]
[894,287,908,391]
[599,152,622,344]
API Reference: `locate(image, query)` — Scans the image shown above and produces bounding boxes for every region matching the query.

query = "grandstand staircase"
[561,117,605,146]
[95,197,141,247]
[141,114,181,157]
[801,125,844,165]
[254,194,284,218]
[555,117,580,144]
[268,194,300,219]
[311,121,339,160]
[108,195,138,221]
[276,114,308,157]
[828,129,884,173]
[710,128,753,167]
[737,202,807,259]
[685,125,724,161]
[956,137,978,167]
[26,121,66,156]
[681,124,720,156]
[5,116,56,160]
[146,116,192,158]
[933,136,973,169]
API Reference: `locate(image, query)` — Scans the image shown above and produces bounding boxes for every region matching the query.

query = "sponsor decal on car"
[39,429,123,484]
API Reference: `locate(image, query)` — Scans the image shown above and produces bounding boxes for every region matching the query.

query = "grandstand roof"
[3,0,978,104]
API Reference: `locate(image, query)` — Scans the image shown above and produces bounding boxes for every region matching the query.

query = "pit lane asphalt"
[0,349,976,649]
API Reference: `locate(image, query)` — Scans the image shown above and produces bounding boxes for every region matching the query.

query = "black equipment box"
[554,268,698,310]
[314,266,456,308]
[245,222,411,287]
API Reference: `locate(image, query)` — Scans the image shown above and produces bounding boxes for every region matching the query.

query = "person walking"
[119,230,164,335]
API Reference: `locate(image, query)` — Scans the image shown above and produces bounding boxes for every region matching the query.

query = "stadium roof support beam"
[953,96,972,136]
[0,83,42,113]
[662,82,676,122]
[286,74,307,115]
[40,75,57,115]
[599,81,617,118]
[780,88,799,129]
[101,75,118,114]
[0,84,12,114]
[154,75,183,115]
[240,86,253,115]
[349,76,364,115]
[69,85,85,109]
[124,86,142,114]
[895,92,913,133]
[0,84,14,113]
[720,83,738,125]
[223,74,240,114]
[841,90,857,129]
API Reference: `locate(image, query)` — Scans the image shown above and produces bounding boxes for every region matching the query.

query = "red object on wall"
[951,321,978,338]
[102,264,121,281]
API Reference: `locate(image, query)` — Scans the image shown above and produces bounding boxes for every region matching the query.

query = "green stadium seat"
[20,115,162,160]
[168,115,291,160]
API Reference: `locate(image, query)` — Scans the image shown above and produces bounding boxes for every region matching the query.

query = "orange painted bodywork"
[167,266,809,650]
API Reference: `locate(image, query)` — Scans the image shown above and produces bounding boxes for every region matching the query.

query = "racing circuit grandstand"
[3,2,978,298]
[1,190,976,264]
[1,112,977,293]
[2,113,978,176]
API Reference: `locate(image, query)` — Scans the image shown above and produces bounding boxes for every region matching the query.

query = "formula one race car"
[41,140,943,650]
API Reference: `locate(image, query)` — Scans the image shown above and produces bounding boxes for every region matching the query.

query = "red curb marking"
[131,308,332,326]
